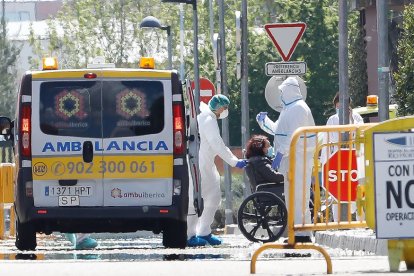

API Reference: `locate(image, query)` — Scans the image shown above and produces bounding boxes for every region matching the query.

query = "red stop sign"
[322,149,358,202]
[191,78,216,104]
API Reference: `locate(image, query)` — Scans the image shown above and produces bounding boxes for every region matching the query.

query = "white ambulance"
[0,57,189,250]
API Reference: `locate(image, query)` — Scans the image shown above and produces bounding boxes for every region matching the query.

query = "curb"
[226,224,388,256]
[313,229,387,255]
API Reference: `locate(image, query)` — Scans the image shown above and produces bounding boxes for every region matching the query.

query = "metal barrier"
[0,141,14,164]
[0,163,15,239]
[251,123,376,274]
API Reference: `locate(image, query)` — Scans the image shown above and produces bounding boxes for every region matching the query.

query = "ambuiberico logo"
[111,188,123,198]
[111,188,165,199]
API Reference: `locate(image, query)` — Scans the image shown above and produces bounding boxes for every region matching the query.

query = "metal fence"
[0,140,14,239]
[251,123,376,274]
[0,141,14,164]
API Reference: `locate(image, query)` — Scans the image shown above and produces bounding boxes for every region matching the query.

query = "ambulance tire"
[15,218,37,251]
[162,219,187,249]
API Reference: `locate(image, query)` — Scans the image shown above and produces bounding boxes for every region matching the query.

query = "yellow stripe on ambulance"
[32,155,173,180]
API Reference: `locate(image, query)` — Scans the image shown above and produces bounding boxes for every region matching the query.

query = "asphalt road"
[0,232,406,275]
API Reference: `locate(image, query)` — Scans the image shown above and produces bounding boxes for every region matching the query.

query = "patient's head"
[245,135,271,159]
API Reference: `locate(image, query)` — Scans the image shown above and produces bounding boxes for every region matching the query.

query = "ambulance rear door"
[101,71,174,207]
[31,71,105,207]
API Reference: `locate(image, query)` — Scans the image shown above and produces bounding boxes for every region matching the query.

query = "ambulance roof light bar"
[139,57,155,69]
[42,57,58,70]
[87,56,115,69]
[367,95,378,106]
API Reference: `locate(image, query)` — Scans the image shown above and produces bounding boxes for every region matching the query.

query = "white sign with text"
[373,132,414,239]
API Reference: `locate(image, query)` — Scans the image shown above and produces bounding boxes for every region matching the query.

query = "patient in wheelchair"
[245,135,284,193]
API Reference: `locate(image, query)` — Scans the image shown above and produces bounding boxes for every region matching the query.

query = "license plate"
[58,195,79,206]
[45,186,92,197]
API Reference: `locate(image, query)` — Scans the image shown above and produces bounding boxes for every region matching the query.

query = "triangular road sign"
[264,22,306,62]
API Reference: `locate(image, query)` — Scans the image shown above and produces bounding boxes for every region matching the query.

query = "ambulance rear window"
[39,80,165,138]
[39,81,98,137]
[102,80,164,138]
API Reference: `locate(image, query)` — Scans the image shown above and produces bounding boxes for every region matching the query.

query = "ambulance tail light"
[173,103,184,155]
[20,104,32,158]
[173,179,182,195]
[25,181,33,197]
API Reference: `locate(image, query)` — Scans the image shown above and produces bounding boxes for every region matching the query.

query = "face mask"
[336,108,339,114]
[266,146,274,158]
[219,109,228,119]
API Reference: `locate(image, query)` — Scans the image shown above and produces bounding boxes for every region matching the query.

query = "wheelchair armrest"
[256,183,285,200]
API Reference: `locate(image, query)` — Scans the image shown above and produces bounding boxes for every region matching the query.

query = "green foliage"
[393,4,414,116]
[194,0,341,145]
[348,11,368,108]
[0,7,19,117]
[28,0,181,68]
[27,0,346,142]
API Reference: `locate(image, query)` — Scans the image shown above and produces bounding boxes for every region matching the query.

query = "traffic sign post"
[323,149,358,202]
[264,22,306,62]
[265,61,307,76]
[191,77,216,104]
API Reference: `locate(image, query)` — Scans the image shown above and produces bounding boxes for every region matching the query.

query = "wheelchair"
[237,163,287,243]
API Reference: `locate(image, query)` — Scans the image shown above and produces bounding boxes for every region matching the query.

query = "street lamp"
[140,16,172,70]
[161,0,199,110]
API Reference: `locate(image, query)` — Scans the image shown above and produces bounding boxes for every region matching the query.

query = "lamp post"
[140,16,172,70]
[161,0,199,110]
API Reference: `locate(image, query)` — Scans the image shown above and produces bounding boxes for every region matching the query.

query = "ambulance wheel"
[238,191,287,243]
[163,219,187,249]
[15,217,37,251]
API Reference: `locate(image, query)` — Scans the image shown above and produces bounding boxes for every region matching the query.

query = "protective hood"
[200,101,215,115]
[278,77,302,106]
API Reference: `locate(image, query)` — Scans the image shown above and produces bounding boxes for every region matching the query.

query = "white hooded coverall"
[187,102,239,238]
[321,109,364,221]
[258,77,316,237]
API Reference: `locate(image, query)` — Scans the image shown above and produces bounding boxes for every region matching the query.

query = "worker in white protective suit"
[256,77,316,243]
[321,92,364,222]
[187,94,247,247]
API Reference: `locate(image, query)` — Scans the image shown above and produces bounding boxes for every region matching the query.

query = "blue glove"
[235,159,248,169]
[272,152,283,170]
[256,112,268,123]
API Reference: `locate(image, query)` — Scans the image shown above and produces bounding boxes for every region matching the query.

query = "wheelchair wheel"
[237,191,287,243]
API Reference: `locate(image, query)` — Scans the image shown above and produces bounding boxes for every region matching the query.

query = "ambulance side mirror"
[83,141,94,163]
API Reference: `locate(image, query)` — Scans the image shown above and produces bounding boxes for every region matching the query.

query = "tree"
[29,0,181,69]
[348,11,368,108]
[0,0,19,117]
[28,0,343,144]
[393,3,414,116]
[192,0,342,145]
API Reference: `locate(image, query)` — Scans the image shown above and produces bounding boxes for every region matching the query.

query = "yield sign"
[264,22,306,62]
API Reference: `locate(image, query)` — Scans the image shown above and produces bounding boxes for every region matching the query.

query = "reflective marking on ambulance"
[41,140,169,153]
[32,155,173,180]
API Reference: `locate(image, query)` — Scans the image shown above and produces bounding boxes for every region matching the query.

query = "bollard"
[387,239,414,272]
